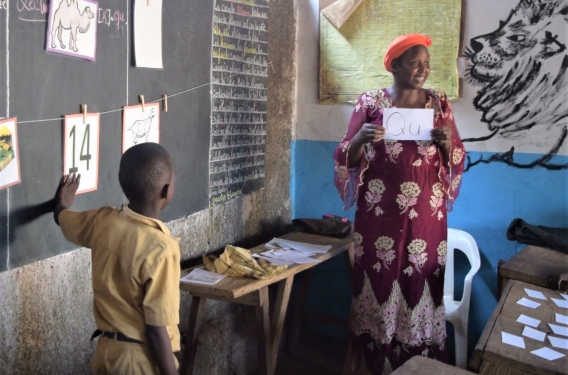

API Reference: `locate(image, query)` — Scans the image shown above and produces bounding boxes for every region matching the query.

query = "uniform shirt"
[59,205,181,352]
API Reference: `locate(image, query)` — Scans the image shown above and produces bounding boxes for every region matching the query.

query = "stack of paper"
[180,268,225,285]
[254,237,332,265]
[265,238,331,255]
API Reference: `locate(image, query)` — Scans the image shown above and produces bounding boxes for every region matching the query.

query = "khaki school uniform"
[59,205,180,374]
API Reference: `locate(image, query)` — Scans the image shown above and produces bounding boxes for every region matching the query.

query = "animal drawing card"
[122,103,160,153]
[0,118,21,191]
[134,0,163,68]
[46,0,98,61]
[63,113,100,194]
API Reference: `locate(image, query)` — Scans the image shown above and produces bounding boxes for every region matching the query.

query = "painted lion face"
[466,0,568,145]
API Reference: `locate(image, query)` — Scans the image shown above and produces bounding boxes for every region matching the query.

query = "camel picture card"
[134,0,163,68]
[63,113,100,194]
[0,118,22,191]
[122,103,160,153]
[46,0,99,61]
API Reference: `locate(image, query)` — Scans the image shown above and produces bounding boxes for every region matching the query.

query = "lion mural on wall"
[465,0,568,169]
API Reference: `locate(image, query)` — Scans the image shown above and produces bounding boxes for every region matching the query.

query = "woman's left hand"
[431,126,452,151]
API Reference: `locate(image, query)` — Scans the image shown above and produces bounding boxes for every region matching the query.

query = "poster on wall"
[45,0,99,61]
[134,0,163,68]
[457,0,568,170]
[0,118,21,191]
[63,112,100,194]
[122,103,160,153]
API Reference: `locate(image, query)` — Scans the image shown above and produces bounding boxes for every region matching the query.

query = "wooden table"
[498,246,568,298]
[391,356,475,374]
[178,231,354,375]
[470,280,568,375]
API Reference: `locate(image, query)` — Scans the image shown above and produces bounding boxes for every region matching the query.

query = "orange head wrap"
[383,34,432,72]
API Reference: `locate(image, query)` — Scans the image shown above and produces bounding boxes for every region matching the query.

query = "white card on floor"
[525,288,547,300]
[548,336,568,350]
[502,332,525,348]
[556,313,568,326]
[551,298,568,308]
[517,314,541,328]
[549,323,568,337]
[560,293,568,301]
[522,326,546,342]
[517,297,541,309]
[531,347,565,361]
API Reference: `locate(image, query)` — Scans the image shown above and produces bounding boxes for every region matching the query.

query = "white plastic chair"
[444,228,481,369]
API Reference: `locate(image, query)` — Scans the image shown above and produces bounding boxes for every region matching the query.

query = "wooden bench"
[498,245,568,298]
[470,280,568,375]
[391,356,476,374]
[178,231,354,375]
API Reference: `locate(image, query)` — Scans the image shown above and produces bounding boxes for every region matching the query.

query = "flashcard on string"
[122,103,160,153]
[502,332,525,348]
[517,314,541,328]
[0,118,22,191]
[522,326,546,342]
[63,113,100,194]
[517,297,541,309]
[524,288,547,300]
[531,347,565,361]
[134,0,163,68]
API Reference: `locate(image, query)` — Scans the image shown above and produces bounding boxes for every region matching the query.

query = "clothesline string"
[16,73,241,125]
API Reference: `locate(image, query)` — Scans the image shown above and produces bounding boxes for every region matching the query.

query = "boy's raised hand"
[54,174,80,225]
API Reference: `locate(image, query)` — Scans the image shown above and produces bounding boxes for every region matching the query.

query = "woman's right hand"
[356,123,386,144]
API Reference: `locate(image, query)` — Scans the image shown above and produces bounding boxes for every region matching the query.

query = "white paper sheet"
[502,332,525,348]
[551,298,568,308]
[522,326,546,342]
[517,314,541,328]
[253,253,295,266]
[517,297,541,309]
[556,313,568,326]
[260,249,320,264]
[560,293,568,301]
[134,0,163,68]
[180,268,225,285]
[524,288,547,300]
[548,336,568,350]
[266,238,331,255]
[382,108,434,141]
[549,323,568,337]
[531,347,565,361]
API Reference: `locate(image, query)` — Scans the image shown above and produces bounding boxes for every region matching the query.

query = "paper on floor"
[524,288,547,300]
[502,332,525,348]
[549,323,568,337]
[522,326,546,342]
[548,336,568,350]
[560,293,568,301]
[531,347,565,361]
[517,297,541,309]
[517,314,541,328]
[180,268,225,285]
[551,298,568,308]
[556,313,568,326]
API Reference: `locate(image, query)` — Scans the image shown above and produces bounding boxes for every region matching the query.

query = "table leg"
[286,267,315,353]
[270,276,294,372]
[180,296,206,375]
[256,287,273,375]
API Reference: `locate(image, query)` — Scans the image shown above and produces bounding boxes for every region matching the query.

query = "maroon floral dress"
[334,89,465,375]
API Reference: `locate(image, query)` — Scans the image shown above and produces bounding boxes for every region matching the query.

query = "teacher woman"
[334,34,465,374]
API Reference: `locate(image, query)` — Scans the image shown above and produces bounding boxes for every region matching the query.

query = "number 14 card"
[63,113,100,194]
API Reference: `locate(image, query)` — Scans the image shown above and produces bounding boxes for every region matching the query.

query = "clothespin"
[139,95,145,112]
[147,0,150,5]
[162,95,168,112]
[82,104,87,124]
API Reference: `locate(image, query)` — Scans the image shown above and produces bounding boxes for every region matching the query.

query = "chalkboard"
[0,0,268,272]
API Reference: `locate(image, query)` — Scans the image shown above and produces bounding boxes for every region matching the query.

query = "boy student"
[53,143,180,375]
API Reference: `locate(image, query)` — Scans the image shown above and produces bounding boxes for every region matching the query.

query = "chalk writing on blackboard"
[209,0,269,205]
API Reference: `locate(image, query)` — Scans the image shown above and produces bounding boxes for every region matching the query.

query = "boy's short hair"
[119,143,173,203]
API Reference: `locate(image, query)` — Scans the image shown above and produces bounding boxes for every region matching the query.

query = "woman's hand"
[356,123,386,144]
[431,126,452,150]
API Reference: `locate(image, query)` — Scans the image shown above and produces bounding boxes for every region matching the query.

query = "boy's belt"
[90,329,144,344]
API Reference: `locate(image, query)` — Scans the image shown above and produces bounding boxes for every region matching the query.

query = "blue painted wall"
[291,138,568,357]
